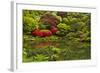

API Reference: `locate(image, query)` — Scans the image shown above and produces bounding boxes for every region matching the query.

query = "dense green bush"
[56,23,71,36]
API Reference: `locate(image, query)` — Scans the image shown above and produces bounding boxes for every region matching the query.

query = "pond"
[23,36,91,62]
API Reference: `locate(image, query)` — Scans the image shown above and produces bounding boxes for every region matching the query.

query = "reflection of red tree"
[33,41,52,49]
[33,41,60,49]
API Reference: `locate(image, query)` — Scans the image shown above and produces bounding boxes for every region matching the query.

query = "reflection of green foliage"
[33,54,49,62]
[34,36,59,42]
[51,46,61,54]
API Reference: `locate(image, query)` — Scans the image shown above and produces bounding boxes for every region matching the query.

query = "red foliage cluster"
[32,27,58,37]
[50,26,58,34]
[32,29,51,37]
[32,13,59,37]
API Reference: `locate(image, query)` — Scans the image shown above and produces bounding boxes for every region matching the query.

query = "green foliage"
[23,10,43,34]
[56,16,62,22]
[39,23,51,29]
[70,22,86,32]
[51,46,61,54]
[33,54,49,62]
[56,23,71,36]
[23,10,91,62]
[34,36,59,42]
[57,23,71,31]
[23,16,38,34]
[62,17,70,24]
